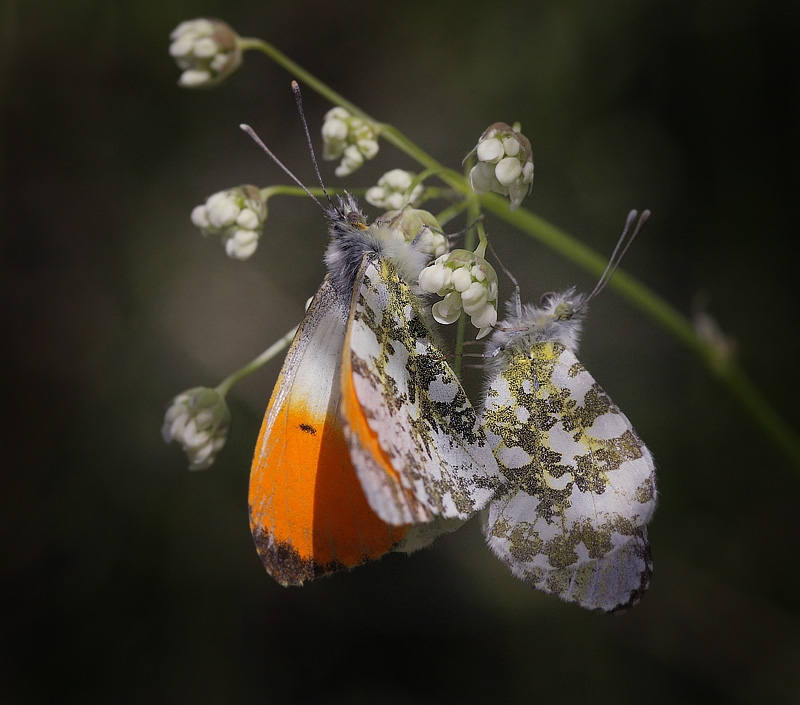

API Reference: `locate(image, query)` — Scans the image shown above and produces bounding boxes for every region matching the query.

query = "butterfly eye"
[347,211,367,229]
[539,291,556,307]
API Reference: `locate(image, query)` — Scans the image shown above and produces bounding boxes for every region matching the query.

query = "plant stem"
[238,38,366,119]
[216,325,299,397]
[452,195,481,377]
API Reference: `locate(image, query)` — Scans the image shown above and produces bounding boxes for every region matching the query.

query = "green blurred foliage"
[3,0,800,703]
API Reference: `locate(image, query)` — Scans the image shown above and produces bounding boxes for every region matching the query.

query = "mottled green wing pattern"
[343,255,500,526]
[482,341,656,611]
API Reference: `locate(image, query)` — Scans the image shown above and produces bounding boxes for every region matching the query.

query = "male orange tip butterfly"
[245,82,499,586]
[480,210,657,611]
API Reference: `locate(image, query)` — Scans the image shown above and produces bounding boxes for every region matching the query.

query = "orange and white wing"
[249,276,408,586]
[341,256,500,526]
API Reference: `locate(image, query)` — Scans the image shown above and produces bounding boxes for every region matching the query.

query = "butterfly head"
[323,192,430,301]
[485,288,587,366]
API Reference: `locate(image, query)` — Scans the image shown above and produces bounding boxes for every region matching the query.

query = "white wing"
[482,342,656,611]
[342,255,500,526]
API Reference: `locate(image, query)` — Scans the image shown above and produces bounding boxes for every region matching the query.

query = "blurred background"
[4,0,800,702]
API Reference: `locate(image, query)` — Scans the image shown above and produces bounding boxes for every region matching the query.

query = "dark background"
[4,1,800,703]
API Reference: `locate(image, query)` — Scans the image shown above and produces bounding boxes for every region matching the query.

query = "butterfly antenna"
[580,209,650,308]
[485,237,522,319]
[239,123,325,212]
[291,80,336,210]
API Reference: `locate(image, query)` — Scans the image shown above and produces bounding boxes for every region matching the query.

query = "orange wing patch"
[249,280,407,586]
[250,395,405,586]
[340,338,431,526]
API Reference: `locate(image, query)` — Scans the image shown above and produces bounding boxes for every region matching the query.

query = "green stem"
[452,195,481,377]
[260,185,327,200]
[238,38,366,119]
[434,198,472,227]
[260,185,367,203]
[216,325,299,397]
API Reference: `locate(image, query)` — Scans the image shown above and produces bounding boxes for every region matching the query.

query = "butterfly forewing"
[342,255,500,526]
[249,276,408,586]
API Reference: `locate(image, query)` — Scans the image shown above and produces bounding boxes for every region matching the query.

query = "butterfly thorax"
[484,288,587,376]
[324,193,429,302]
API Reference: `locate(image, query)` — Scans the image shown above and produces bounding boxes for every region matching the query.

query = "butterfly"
[480,211,657,611]
[245,86,498,586]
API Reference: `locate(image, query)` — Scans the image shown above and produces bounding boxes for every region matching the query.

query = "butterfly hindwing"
[342,254,500,526]
[482,301,656,611]
[249,276,408,586]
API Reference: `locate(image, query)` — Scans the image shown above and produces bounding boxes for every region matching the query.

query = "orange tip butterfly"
[480,211,657,611]
[245,83,499,586]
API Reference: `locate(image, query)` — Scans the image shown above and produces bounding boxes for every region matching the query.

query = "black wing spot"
[299,423,317,435]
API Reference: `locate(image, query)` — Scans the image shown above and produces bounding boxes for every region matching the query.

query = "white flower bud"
[163,387,231,470]
[473,303,499,338]
[432,292,463,325]
[207,198,239,228]
[169,19,242,89]
[179,70,212,88]
[469,163,494,195]
[418,247,499,336]
[321,107,379,176]
[192,185,267,260]
[225,229,259,260]
[522,160,534,183]
[209,53,229,73]
[495,156,522,186]
[503,136,520,156]
[236,207,260,230]
[191,204,209,229]
[469,122,534,210]
[451,267,473,292]
[476,139,505,163]
[416,228,448,258]
[366,169,425,210]
[418,263,448,293]
[460,281,488,313]
[471,304,498,329]
[322,114,349,144]
[384,169,412,190]
[357,139,379,160]
[335,144,365,177]
[693,302,736,370]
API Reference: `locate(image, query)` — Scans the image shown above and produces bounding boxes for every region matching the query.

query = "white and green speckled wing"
[482,341,656,611]
[341,255,500,527]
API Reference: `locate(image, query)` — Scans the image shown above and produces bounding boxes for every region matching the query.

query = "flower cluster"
[366,169,424,210]
[418,248,499,338]
[169,19,242,88]
[469,122,534,211]
[321,107,379,177]
[162,387,231,470]
[379,207,449,259]
[191,185,267,260]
